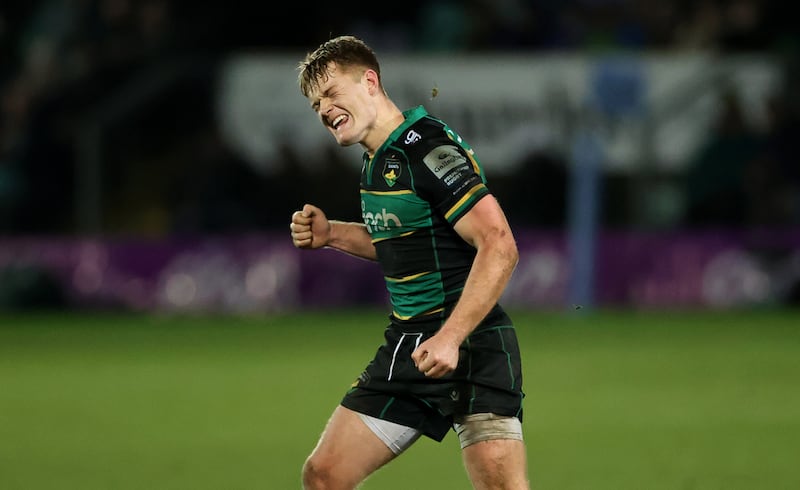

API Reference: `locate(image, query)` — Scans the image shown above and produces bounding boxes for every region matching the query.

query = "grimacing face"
[308,63,378,148]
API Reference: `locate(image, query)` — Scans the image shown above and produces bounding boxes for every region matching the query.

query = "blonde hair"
[297,35,382,97]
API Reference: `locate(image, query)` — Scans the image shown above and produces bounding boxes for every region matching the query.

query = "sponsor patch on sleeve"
[422,145,471,187]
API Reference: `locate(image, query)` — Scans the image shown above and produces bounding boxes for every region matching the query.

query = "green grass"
[1,308,799,489]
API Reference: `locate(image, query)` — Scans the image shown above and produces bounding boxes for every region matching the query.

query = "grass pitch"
[1,308,799,489]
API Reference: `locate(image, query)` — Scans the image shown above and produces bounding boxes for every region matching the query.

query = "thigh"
[461,438,530,490]
[306,405,398,485]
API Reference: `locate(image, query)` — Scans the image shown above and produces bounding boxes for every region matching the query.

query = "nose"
[319,98,333,116]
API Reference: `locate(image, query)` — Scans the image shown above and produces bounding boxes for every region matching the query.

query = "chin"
[335,135,358,147]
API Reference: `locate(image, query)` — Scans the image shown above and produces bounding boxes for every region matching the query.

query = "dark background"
[1,0,798,236]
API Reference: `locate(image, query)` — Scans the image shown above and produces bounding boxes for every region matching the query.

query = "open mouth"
[332,114,348,130]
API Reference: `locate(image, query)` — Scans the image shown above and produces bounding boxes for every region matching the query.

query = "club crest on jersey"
[383,158,402,187]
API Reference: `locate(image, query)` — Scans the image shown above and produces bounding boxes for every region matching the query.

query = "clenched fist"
[290,204,330,249]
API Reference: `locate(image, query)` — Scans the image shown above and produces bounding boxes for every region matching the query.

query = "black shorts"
[341,314,525,442]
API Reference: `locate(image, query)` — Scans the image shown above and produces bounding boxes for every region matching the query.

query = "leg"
[455,413,530,489]
[302,405,397,490]
[462,438,530,490]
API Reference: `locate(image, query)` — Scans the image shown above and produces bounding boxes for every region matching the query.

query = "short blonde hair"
[297,35,382,97]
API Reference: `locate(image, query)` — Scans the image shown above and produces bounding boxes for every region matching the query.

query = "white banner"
[217,53,782,175]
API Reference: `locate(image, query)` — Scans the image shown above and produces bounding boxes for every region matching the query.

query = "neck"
[364,100,405,158]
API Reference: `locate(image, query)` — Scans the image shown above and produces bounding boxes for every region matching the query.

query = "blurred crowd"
[0,0,798,236]
[683,83,800,228]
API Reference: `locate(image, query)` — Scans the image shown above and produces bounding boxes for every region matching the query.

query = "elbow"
[495,229,519,269]
[474,226,518,269]
[507,239,519,269]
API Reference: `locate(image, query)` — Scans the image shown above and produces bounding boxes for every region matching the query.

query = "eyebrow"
[309,83,337,111]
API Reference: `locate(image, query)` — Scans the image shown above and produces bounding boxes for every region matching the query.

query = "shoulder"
[395,115,463,163]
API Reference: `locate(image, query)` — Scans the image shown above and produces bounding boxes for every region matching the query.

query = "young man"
[290,35,529,489]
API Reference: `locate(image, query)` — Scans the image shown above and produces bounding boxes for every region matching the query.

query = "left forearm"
[438,241,518,344]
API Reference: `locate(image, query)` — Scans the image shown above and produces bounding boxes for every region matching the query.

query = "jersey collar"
[364,105,428,161]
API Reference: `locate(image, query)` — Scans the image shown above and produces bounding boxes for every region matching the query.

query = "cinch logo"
[361,201,402,232]
[404,130,421,145]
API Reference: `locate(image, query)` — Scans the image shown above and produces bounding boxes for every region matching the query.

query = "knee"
[302,454,337,490]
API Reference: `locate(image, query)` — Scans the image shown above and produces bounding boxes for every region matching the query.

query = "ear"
[363,69,381,95]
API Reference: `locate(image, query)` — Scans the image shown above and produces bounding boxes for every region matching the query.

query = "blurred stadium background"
[1,1,799,489]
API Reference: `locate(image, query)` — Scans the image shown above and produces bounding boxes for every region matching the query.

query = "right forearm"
[327,220,377,261]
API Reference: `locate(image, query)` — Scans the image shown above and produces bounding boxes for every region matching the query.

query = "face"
[307,62,378,147]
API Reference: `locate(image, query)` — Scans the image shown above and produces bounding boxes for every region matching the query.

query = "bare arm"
[412,195,519,378]
[290,204,377,261]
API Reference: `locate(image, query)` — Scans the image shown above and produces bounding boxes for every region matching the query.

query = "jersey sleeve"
[412,142,490,225]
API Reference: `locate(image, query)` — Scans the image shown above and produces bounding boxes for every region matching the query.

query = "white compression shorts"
[358,413,422,455]
[359,412,524,453]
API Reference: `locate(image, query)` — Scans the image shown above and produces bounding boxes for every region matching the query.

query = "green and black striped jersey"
[360,105,507,327]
